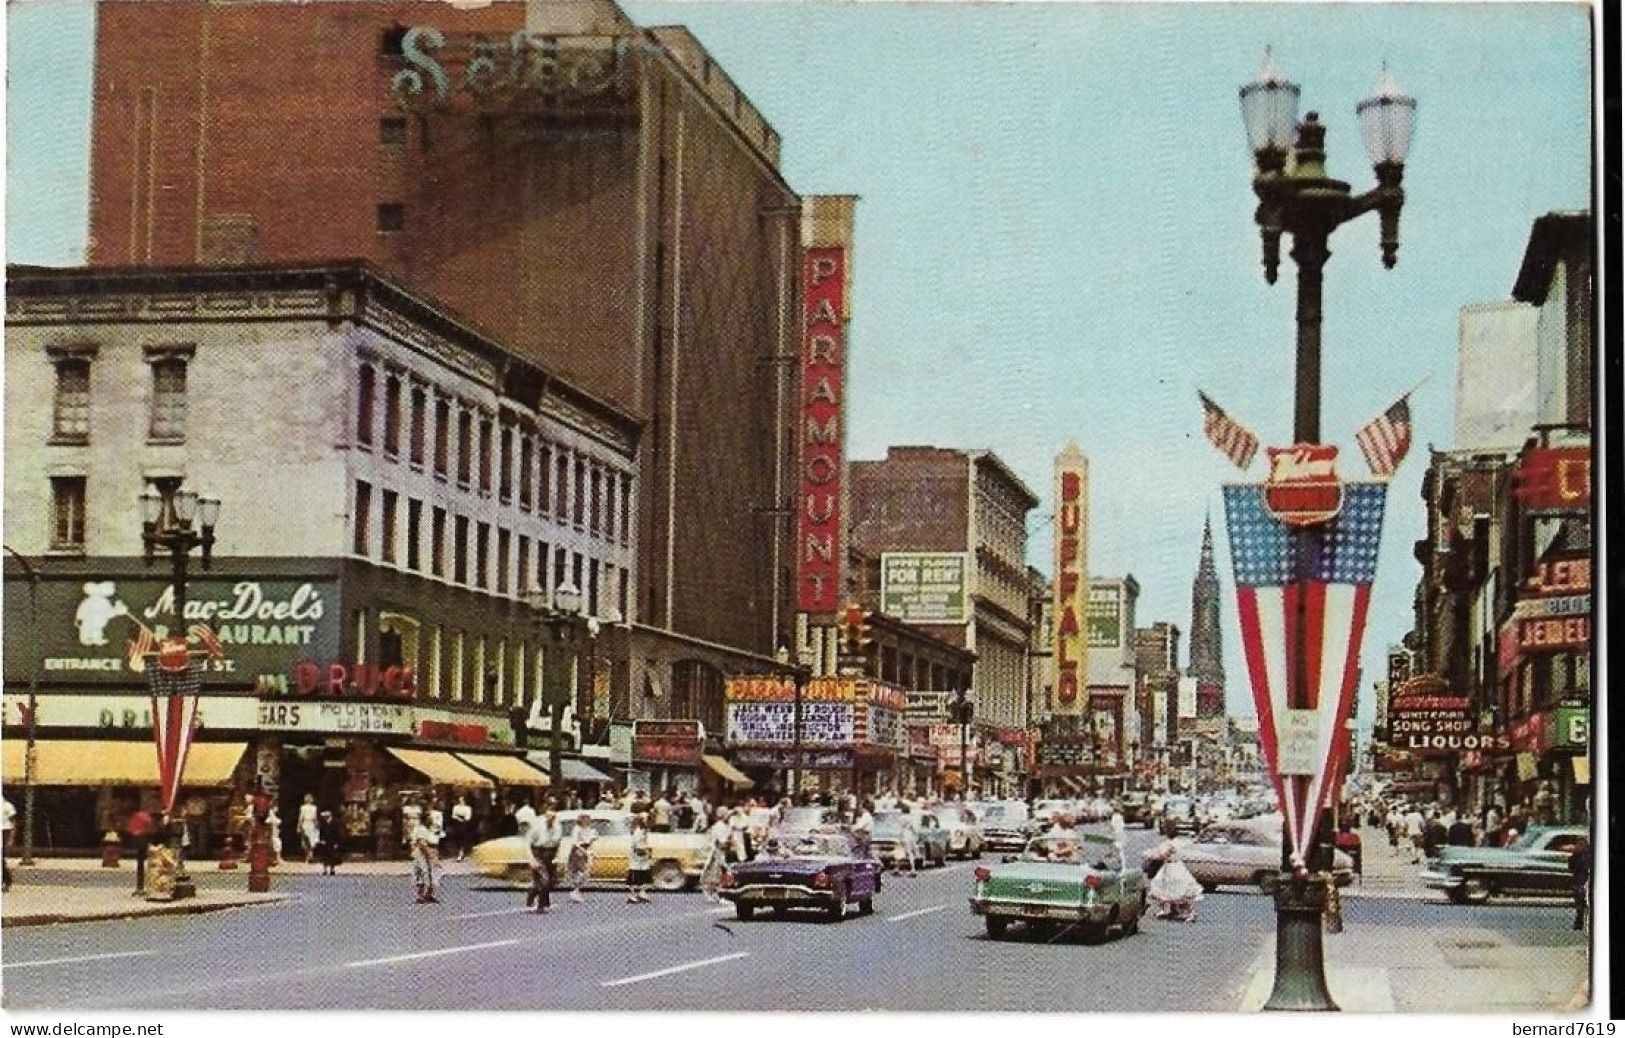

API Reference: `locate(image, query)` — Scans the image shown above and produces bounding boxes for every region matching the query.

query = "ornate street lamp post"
[527,581,583,791]
[1239,49,1415,1012]
[139,477,221,899]
[3,546,42,866]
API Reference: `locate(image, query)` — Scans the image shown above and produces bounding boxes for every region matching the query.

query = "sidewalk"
[1235,826,1590,1012]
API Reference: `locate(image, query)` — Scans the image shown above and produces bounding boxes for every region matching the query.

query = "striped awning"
[1,740,245,787]
[387,748,494,788]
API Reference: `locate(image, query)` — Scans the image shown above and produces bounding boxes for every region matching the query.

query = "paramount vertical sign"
[1052,444,1090,715]
[797,246,847,613]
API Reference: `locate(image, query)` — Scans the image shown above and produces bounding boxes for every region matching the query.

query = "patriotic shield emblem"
[1263,444,1343,527]
[1223,481,1386,865]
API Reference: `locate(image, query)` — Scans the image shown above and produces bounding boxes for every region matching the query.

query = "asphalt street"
[0,827,1587,1012]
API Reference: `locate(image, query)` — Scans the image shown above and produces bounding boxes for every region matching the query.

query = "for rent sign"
[880,553,968,624]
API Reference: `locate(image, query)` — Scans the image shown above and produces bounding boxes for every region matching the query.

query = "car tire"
[1446,887,1469,905]
[857,896,874,916]
[1255,871,1280,894]
[1461,877,1492,904]
[650,860,688,892]
[735,903,755,921]
[1199,881,1218,893]
[985,915,1009,939]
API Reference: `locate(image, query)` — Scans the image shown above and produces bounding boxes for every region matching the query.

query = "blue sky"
[4,1,1594,724]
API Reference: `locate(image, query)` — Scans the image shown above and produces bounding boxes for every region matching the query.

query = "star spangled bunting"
[149,662,203,816]
[1222,482,1387,866]
[1355,394,1413,477]
[1199,392,1260,470]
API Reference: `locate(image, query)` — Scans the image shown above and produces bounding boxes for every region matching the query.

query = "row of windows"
[356,363,632,547]
[353,479,630,618]
[368,611,569,709]
[50,349,189,444]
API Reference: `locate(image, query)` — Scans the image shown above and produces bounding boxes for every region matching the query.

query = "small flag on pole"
[189,623,226,660]
[1199,392,1260,470]
[1355,395,1413,477]
[126,623,157,673]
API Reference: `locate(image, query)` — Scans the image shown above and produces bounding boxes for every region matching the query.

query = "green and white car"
[969,833,1146,941]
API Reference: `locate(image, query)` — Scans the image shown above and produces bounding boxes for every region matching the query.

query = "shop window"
[353,481,372,556]
[409,385,426,467]
[383,374,402,456]
[50,476,87,550]
[406,498,423,571]
[453,515,469,584]
[433,397,450,477]
[52,357,91,443]
[380,490,398,563]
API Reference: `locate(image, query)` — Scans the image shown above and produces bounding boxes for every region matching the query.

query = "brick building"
[84,0,806,690]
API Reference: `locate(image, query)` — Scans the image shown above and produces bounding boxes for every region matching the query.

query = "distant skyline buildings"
[1188,514,1226,718]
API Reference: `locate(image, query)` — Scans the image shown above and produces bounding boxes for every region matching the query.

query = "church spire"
[1189,512,1225,716]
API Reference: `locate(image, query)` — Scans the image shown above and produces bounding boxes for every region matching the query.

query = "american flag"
[189,623,225,660]
[1199,392,1260,470]
[1223,481,1387,865]
[149,662,202,817]
[1354,395,1413,477]
[126,623,157,673]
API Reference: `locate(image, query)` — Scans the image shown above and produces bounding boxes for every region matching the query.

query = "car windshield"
[1020,836,1115,866]
[790,834,855,857]
[981,804,1030,824]
[781,807,835,829]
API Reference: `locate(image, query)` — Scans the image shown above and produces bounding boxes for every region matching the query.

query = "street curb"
[2,894,290,929]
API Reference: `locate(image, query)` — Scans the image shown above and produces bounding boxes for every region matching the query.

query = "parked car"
[975,801,1036,851]
[1173,823,1354,892]
[970,833,1146,941]
[1115,791,1155,828]
[1420,825,1587,904]
[469,810,709,891]
[1159,796,1200,837]
[719,831,882,921]
[1032,799,1076,826]
[935,805,985,859]
[869,811,950,868]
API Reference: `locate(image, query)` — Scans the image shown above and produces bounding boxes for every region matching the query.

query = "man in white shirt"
[851,801,874,861]
[526,802,563,913]
[1404,807,1425,864]
[515,801,537,835]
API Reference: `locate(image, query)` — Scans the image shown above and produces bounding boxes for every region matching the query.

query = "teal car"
[970,833,1147,941]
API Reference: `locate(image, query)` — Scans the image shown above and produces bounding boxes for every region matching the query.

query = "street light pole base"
[1262,874,1339,1012]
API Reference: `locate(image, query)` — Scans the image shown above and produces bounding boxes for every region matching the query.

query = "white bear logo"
[75,582,129,646]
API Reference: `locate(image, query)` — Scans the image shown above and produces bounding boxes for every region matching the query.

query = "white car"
[935,805,985,859]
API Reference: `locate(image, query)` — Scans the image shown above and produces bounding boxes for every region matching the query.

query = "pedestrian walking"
[1568,836,1590,931]
[700,809,731,903]
[125,804,155,894]
[690,795,711,834]
[625,814,653,903]
[674,792,695,832]
[526,802,563,914]
[409,814,442,904]
[514,799,536,835]
[651,791,673,833]
[566,813,596,903]
[1404,806,1425,864]
[1446,814,1477,847]
[852,800,874,861]
[727,807,750,864]
[895,803,920,877]
[2,795,16,892]
[297,794,320,864]
[450,795,473,861]
[1422,813,1448,861]
[317,809,344,874]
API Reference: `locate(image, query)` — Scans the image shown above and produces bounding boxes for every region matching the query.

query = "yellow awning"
[702,754,753,787]
[1,740,245,786]
[455,751,550,786]
[387,747,494,788]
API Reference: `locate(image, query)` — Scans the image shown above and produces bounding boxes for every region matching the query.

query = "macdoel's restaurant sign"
[4,576,340,684]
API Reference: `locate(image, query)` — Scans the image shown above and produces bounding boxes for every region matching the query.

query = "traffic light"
[949,698,974,726]
[842,602,874,655]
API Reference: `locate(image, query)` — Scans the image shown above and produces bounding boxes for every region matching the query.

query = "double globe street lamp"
[139,476,222,898]
[1238,50,1415,1013]
[526,581,585,791]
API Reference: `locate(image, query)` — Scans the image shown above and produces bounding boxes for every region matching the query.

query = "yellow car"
[469,810,711,891]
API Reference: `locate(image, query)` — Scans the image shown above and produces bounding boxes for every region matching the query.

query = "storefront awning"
[387,748,494,788]
[455,751,550,786]
[1,740,246,786]
[703,754,754,788]
[532,756,615,784]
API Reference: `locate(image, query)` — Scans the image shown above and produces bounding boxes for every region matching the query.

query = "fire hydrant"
[101,830,122,868]
[247,790,272,893]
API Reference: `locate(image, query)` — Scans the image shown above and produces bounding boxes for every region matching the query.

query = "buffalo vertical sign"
[797,247,847,613]
[1052,443,1090,715]
[1223,477,1387,866]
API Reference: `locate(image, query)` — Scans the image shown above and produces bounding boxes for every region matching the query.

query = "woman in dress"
[1144,838,1203,922]
[565,812,595,903]
[700,808,731,903]
[625,813,654,904]
[895,804,920,877]
[298,794,320,864]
